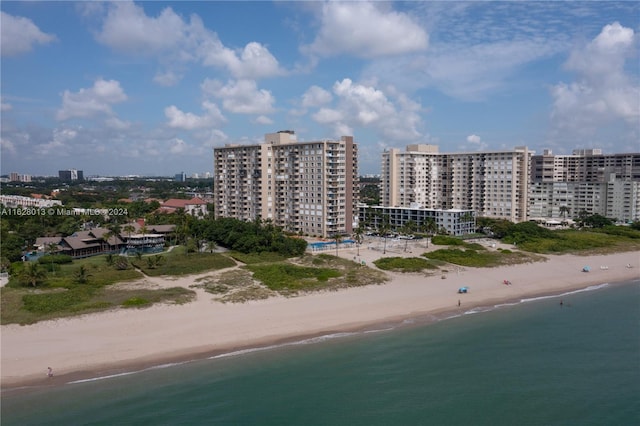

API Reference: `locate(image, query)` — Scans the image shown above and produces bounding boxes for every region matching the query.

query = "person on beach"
[458,299,461,307]
[47,367,54,378]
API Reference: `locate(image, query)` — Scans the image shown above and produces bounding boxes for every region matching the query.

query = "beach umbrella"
[582,266,590,272]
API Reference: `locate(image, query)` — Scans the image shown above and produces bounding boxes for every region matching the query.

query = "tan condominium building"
[381,144,533,222]
[213,130,359,238]
[529,149,640,222]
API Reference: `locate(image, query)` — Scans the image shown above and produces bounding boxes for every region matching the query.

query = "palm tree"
[74,265,92,284]
[104,222,122,253]
[146,256,157,269]
[122,224,136,241]
[332,233,342,257]
[559,206,570,219]
[46,242,58,274]
[21,263,47,287]
[205,240,217,254]
[353,226,364,257]
[378,215,391,255]
[401,220,417,252]
[105,253,115,266]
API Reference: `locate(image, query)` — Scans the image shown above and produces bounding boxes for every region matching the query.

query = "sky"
[1,1,639,177]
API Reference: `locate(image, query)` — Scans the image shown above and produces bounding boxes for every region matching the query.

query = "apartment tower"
[214,131,358,237]
[381,144,533,222]
[529,149,640,222]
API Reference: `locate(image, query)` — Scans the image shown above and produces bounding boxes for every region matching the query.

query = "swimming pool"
[308,239,355,250]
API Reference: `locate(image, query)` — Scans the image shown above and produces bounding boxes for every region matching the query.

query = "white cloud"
[165,101,226,130]
[1,11,56,56]
[254,115,273,125]
[550,22,639,135]
[105,117,131,130]
[302,86,332,107]
[57,79,127,121]
[35,128,78,156]
[201,79,275,114]
[466,134,488,151]
[0,137,16,155]
[94,2,284,81]
[95,1,186,55]
[154,70,182,87]
[312,108,342,124]
[309,79,423,141]
[195,23,284,79]
[363,38,563,101]
[169,138,187,154]
[1,101,12,112]
[304,2,428,58]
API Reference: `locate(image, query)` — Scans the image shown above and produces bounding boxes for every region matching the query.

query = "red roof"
[162,197,207,208]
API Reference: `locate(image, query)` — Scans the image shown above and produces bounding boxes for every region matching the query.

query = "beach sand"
[2,241,639,388]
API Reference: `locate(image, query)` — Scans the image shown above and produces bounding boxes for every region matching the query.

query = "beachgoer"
[458,299,461,307]
[560,300,563,307]
[47,367,54,377]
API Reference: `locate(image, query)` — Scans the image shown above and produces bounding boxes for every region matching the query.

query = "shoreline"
[2,250,639,391]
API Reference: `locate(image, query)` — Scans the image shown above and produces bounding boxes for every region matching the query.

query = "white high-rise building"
[529,149,640,222]
[213,131,359,238]
[381,144,533,222]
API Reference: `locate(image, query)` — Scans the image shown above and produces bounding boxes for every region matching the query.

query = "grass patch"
[217,286,275,303]
[22,286,97,314]
[425,248,542,268]
[122,297,150,307]
[226,251,291,264]
[431,235,466,246]
[247,263,342,293]
[7,256,143,289]
[131,252,236,276]
[515,230,640,254]
[0,283,196,325]
[193,269,257,295]
[373,257,439,273]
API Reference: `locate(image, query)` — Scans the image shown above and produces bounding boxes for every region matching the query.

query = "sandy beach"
[2,241,639,389]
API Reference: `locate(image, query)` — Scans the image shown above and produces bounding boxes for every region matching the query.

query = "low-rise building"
[358,205,475,236]
[159,198,208,217]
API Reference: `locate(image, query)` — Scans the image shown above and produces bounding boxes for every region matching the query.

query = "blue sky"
[1,1,638,177]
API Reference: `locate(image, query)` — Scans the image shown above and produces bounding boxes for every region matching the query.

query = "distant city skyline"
[1,1,638,176]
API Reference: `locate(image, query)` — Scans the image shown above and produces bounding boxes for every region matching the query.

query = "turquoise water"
[3,280,639,425]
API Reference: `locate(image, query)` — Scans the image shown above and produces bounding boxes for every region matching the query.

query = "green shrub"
[38,254,73,265]
[248,263,341,291]
[425,248,502,267]
[431,235,465,246]
[374,257,438,272]
[122,297,150,307]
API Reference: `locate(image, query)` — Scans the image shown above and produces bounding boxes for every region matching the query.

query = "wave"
[210,331,371,360]
[460,282,613,317]
[520,283,610,304]
[67,371,137,384]
[67,361,188,385]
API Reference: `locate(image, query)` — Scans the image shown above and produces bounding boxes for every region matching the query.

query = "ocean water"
[2,280,639,426]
